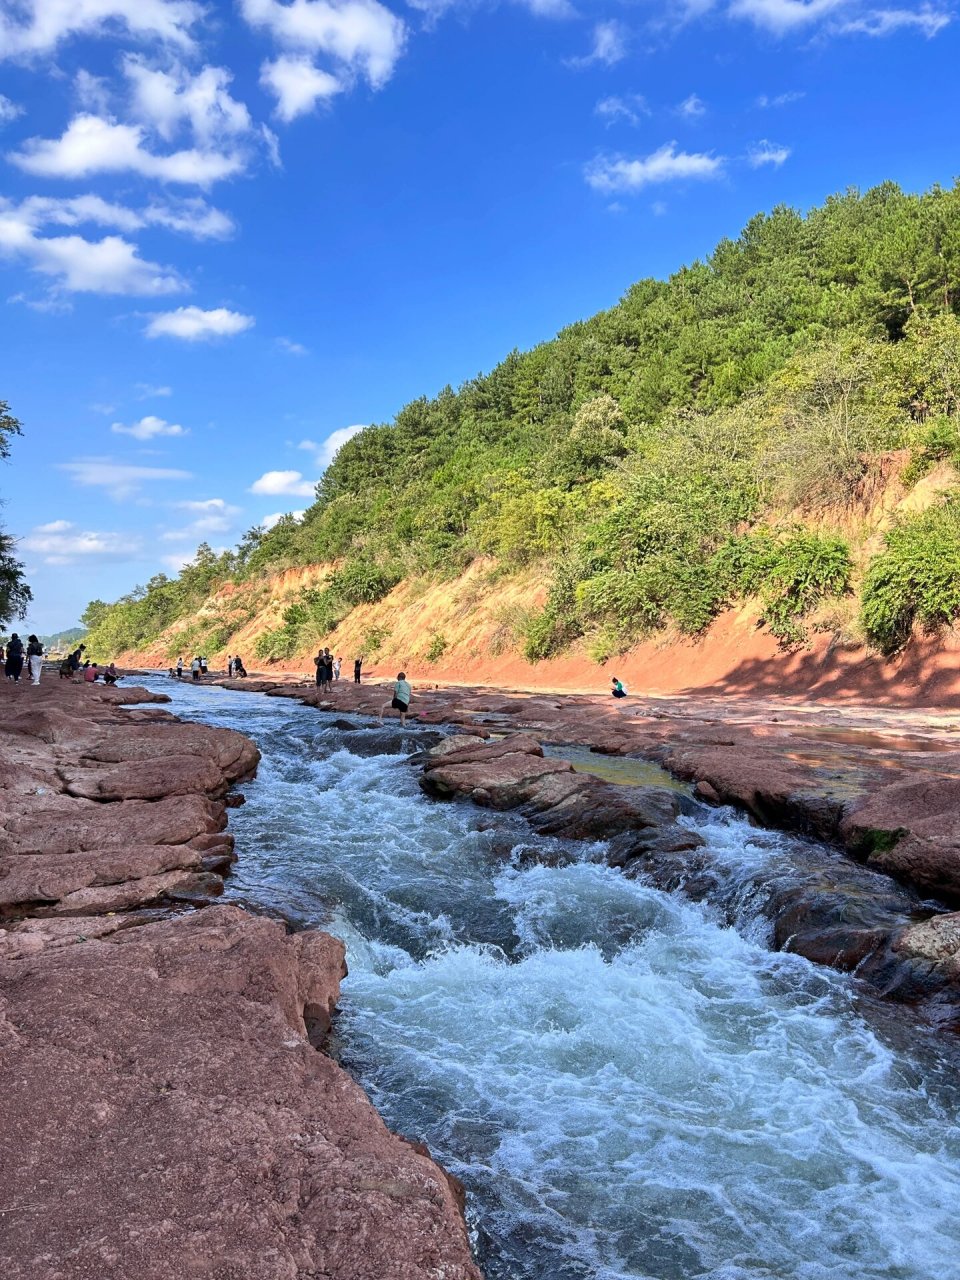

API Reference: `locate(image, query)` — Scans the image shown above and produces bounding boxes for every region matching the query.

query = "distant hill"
[82,180,960,668]
[38,626,85,649]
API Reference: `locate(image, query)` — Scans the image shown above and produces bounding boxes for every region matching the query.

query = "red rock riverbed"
[0,676,481,1280]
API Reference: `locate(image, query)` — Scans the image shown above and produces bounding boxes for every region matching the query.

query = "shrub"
[254,627,297,660]
[902,416,960,485]
[362,624,392,657]
[861,497,960,653]
[714,528,852,644]
[425,632,448,663]
[330,558,400,606]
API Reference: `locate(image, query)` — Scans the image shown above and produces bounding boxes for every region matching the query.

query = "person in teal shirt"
[611,677,627,699]
[380,672,413,726]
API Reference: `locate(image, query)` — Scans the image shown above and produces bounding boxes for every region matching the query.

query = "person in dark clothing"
[5,633,24,681]
[68,644,85,673]
[354,655,363,684]
[323,649,334,685]
[314,650,325,687]
[233,655,247,677]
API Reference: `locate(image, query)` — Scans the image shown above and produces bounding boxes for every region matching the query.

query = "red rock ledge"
[0,679,482,1280]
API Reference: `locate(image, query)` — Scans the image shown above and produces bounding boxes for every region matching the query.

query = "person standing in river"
[176,656,183,679]
[354,655,363,684]
[379,672,412,727]
[27,635,44,685]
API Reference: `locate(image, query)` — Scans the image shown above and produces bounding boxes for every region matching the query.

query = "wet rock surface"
[0,678,483,1280]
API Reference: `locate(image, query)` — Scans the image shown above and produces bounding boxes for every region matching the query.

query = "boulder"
[0,905,482,1280]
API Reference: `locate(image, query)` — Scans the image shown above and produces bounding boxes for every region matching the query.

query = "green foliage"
[329,558,400,605]
[714,529,853,643]
[82,181,960,660]
[0,401,31,627]
[861,498,960,653]
[425,632,448,663]
[0,532,32,628]
[0,401,23,461]
[362,624,391,657]
[902,415,960,485]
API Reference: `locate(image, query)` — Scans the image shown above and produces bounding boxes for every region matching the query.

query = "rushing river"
[139,678,960,1280]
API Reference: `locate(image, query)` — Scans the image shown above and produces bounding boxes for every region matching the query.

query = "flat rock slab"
[420,732,683,841]
[0,904,481,1280]
[0,683,257,920]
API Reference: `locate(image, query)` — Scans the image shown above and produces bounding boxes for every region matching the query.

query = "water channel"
[139,677,960,1280]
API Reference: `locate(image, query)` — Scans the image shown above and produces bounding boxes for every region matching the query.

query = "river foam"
[142,678,960,1280]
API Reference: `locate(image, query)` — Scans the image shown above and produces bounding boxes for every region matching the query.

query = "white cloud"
[3,193,234,242]
[59,458,192,500]
[298,423,366,465]
[111,414,188,440]
[165,500,244,544]
[726,0,948,36]
[261,54,342,121]
[75,69,112,113]
[276,335,308,354]
[0,0,202,60]
[21,520,145,565]
[676,93,706,118]
[595,95,649,127]
[261,509,306,529]
[249,469,317,496]
[567,20,628,68]
[124,57,254,144]
[747,138,791,166]
[0,94,22,125]
[136,382,173,398]
[755,90,805,108]
[145,305,255,340]
[161,551,194,572]
[240,0,407,88]
[9,114,247,186]
[835,5,951,35]
[0,199,186,295]
[176,497,241,514]
[585,143,724,194]
[729,0,847,32]
[160,514,234,541]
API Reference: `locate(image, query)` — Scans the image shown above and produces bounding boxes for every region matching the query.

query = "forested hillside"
[84,182,960,667]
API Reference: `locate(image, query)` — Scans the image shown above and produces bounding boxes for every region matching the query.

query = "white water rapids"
[142,679,960,1280]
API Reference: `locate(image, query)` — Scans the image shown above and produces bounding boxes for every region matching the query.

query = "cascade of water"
[140,678,960,1280]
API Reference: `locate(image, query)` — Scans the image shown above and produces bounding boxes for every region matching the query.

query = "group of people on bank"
[313,648,361,687]
[2,633,44,684]
[0,637,119,686]
[169,655,248,681]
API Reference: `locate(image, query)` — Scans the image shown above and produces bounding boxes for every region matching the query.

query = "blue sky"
[0,0,956,632]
